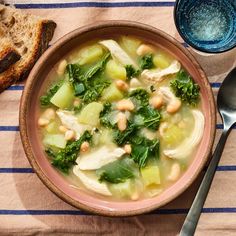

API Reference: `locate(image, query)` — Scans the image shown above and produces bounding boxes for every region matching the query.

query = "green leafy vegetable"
[67,53,111,103]
[113,123,137,145]
[131,138,159,168]
[45,131,92,173]
[135,106,161,130]
[125,65,140,79]
[170,69,200,106]
[97,157,136,183]
[99,102,114,128]
[40,81,62,106]
[139,54,154,70]
[129,88,149,107]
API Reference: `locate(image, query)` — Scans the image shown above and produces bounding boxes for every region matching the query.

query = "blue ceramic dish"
[174,0,236,53]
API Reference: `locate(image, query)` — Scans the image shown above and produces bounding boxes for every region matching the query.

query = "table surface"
[1,0,236,235]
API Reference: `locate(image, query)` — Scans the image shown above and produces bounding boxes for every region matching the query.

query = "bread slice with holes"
[0,4,56,92]
[0,23,21,73]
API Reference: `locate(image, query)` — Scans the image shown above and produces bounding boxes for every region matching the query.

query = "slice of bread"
[0,23,21,73]
[0,4,56,92]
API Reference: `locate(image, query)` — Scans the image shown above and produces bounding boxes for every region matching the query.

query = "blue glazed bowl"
[174,0,236,53]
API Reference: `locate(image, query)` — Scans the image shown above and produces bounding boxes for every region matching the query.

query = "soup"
[38,36,204,200]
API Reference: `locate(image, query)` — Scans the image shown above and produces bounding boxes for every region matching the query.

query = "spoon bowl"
[218,68,236,127]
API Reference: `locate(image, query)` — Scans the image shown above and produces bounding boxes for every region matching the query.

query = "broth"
[38,36,204,201]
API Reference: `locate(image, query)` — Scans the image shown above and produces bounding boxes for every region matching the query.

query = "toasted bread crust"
[0,4,56,92]
[0,47,21,73]
[18,20,56,81]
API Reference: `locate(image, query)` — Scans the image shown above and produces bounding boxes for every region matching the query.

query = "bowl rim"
[173,0,236,54]
[19,20,216,217]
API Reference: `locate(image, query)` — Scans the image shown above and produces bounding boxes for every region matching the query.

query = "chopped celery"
[50,82,74,109]
[45,121,59,134]
[141,165,161,186]
[99,129,113,145]
[162,124,183,147]
[101,83,123,102]
[153,52,172,69]
[78,44,104,65]
[105,59,127,81]
[43,134,66,149]
[78,102,103,126]
[120,36,141,57]
[109,179,134,198]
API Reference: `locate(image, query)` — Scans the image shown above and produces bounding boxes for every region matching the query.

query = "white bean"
[136,44,154,56]
[43,108,56,120]
[65,130,75,141]
[116,99,135,111]
[73,98,81,107]
[168,163,181,181]
[115,80,129,91]
[80,141,90,153]
[149,96,163,109]
[117,112,127,131]
[59,125,68,133]
[57,59,67,75]
[38,118,49,127]
[130,78,142,88]
[166,100,181,113]
[124,144,132,154]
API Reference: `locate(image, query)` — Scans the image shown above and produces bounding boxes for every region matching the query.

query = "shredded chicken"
[163,110,205,159]
[140,60,181,85]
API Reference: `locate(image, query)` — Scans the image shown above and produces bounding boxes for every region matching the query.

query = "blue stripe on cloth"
[6,85,24,91]
[0,126,19,131]
[15,2,175,9]
[1,208,236,215]
[0,168,34,173]
[0,124,234,131]
[6,82,222,91]
[1,166,236,173]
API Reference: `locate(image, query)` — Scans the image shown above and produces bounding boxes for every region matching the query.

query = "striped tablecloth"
[1,1,236,235]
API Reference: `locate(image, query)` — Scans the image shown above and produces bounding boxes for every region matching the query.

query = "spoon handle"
[180,129,230,236]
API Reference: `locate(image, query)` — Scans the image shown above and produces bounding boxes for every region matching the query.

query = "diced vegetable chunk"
[45,121,59,134]
[141,165,161,186]
[109,179,134,198]
[105,60,127,80]
[43,134,67,149]
[77,44,104,65]
[99,129,113,145]
[101,83,124,102]
[153,53,172,69]
[162,124,183,147]
[120,36,141,57]
[50,82,74,109]
[78,102,103,126]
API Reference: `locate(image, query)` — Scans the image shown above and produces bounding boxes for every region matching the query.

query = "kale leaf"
[129,88,149,107]
[97,157,136,183]
[113,122,137,145]
[40,81,62,106]
[66,53,111,103]
[139,54,154,70]
[135,105,161,130]
[46,131,92,173]
[125,65,140,79]
[170,69,200,106]
[99,102,114,128]
[131,137,159,168]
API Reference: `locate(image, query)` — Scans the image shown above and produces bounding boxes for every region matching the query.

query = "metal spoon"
[180,67,236,236]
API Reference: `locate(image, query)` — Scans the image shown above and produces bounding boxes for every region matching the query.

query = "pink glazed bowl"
[19,21,216,216]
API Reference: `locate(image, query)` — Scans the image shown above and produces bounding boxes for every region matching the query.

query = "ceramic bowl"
[19,21,216,216]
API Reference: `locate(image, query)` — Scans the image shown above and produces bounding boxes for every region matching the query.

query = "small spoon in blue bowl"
[174,0,236,53]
